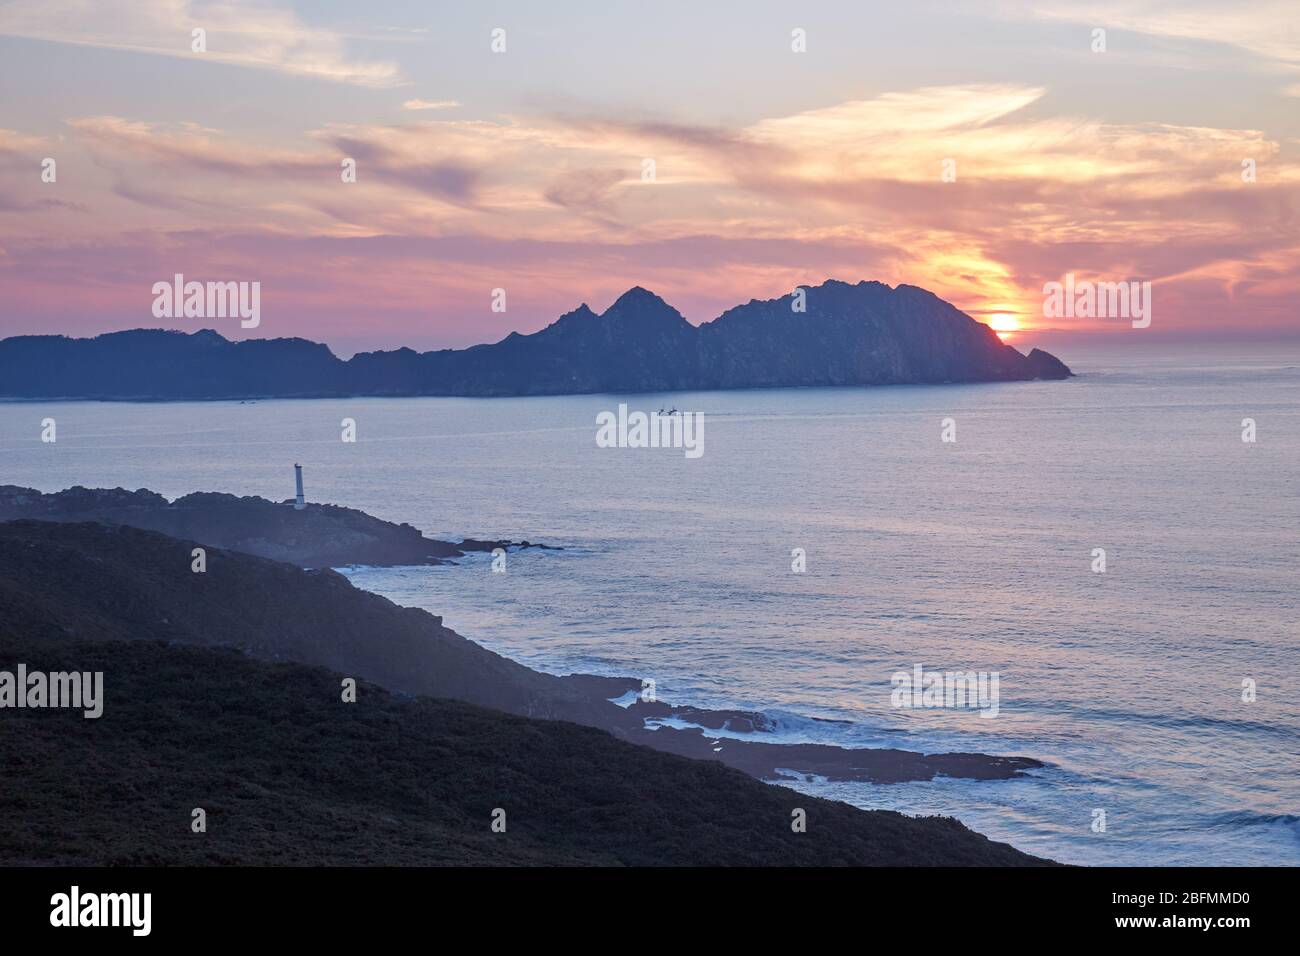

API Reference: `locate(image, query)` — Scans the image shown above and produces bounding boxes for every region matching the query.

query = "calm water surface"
[4,340,1297,865]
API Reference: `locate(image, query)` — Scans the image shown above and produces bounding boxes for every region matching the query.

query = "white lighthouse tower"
[293,463,306,510]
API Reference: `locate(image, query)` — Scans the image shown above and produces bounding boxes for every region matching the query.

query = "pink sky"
[1,1,1297,354]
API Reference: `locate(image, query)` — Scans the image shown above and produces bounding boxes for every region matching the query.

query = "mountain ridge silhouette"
[0,279,1072,399]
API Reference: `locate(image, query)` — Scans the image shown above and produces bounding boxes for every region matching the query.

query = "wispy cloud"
[402,99,460,111]
[1002,0,1300,91]
[1013,0,1300,66]
[0,0,401,87]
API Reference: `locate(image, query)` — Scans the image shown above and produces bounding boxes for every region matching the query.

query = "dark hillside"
[0,632,1051,865]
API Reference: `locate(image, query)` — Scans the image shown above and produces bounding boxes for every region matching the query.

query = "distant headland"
[0,280,1071,401]
[0,481,553,569]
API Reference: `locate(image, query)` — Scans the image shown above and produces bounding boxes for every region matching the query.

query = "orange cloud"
[3,82,1298,344]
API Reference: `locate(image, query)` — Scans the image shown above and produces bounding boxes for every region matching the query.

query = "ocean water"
[3,339,1297,866]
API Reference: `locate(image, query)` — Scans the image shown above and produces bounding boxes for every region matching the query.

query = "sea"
[3,338,1297,866]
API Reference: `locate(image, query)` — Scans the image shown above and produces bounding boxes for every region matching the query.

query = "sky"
[1,0,1297,355]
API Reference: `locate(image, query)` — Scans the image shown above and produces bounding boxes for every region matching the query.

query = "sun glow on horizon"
[987,312,1023,341]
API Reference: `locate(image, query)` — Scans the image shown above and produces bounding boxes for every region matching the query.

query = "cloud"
[0,190,83,213]
[0,128,50,155]
[543,168,627,217]
[325,134,483,204]
[1002,0,1300,94]
[68,116,320,176]
[0,0,400,87]
[65,116,484,207]
[402,100,460,111]
[5,81,1299,343]
[1010,0,1300,68]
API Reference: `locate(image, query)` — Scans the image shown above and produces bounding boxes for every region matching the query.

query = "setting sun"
[987,313,1022,340]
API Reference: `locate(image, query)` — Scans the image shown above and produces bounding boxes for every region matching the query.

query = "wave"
[1203,811,1300,839]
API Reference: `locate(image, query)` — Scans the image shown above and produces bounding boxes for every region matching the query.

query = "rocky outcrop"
[0,280,1071,399]
[1025,347,1073,380]
[0,485,551,568]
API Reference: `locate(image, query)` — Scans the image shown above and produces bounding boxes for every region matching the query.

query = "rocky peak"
[601,286,693,332]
